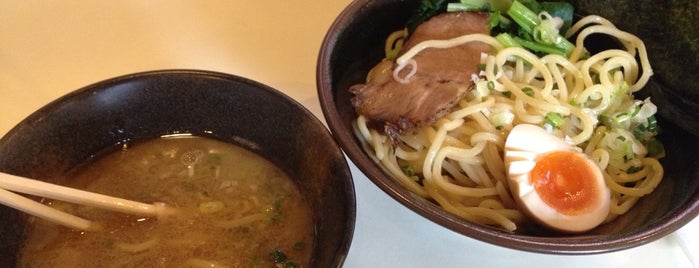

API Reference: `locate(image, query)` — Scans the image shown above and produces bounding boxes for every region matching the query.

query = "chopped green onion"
[614,112,632,123]
[646,115,657,132]
[632,115,658,142]
[632,124,646,140]
[598,115,612,127]
[544,112,564,128]
[521,87,535,97]
[401,165,419,181]
[490,109,515,128]
[487,81,496,90]
[569,98,579,106]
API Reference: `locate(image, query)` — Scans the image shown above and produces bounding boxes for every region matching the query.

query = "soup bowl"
[0,70,355,266]
[316,0,698,254]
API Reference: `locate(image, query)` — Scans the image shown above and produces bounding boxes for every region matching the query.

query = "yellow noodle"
[115,238,159,253]
[605,158,663,196]
[353,15,663,231]
[443,160,477,187]
[214,213,266,229]
[380,146,428,197]
[395,145,423,161]
[609,193,640,215]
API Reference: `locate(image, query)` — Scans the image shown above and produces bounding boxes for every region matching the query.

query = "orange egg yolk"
[529,151,599,216]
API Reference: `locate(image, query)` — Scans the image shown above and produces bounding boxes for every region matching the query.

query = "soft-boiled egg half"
[504,124,610,233]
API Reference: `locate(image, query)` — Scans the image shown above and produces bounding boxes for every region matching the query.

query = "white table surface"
[0,1,696,267]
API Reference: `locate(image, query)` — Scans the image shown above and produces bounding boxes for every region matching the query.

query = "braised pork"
[350,11,491,139]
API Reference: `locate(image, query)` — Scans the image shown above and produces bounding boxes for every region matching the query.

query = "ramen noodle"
[354,14,663,232]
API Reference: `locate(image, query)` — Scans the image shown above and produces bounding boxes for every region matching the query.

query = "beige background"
[1,1,696,267]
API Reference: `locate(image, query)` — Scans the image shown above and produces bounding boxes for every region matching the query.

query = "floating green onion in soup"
[18,136,313,268]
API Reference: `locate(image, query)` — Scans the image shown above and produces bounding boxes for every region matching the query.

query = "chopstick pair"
[0,171,175,231]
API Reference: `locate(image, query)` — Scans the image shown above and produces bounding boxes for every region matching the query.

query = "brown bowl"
[316,0,698,254]
[0,70,355,266]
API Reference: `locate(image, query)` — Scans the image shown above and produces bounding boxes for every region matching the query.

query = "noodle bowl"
[318,0,699,254]
[0,70,355,265]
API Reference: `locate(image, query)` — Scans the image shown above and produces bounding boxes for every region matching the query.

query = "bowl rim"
[316,0,699,255]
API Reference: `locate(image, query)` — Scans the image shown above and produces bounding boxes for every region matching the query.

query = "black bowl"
[316,0,698,254]
[0,69,356,266]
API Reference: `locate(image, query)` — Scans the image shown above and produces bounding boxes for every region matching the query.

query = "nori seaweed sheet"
[567,0,699,135]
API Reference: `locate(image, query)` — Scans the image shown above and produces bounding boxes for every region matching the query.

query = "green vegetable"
[512,36,567,55]
[506,0,539,33]
[487,81,496,90]
[495,32,522,48]
[544,112,564,128]
[539,1,573,33]
[632,115,658,142]
[407,0,452,34]
[505,0,575,56]
[568,98,579,106]
[409,0,576,56]
[489,0,514,12]
[521,87,535,97]
[447,0,488,11]
[400,164,420,181]
[269,248,300,268]
[446,0,513,12]
[488,11,513,30]
[489,109,515,129]
[599,129,636,168]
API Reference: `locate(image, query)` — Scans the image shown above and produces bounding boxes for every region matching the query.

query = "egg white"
[504,124,610,233]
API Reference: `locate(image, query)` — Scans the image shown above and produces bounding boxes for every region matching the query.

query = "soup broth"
[18,136,313,267]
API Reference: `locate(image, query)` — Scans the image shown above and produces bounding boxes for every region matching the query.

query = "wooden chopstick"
[0,187,96,231]
[0,171,175,231]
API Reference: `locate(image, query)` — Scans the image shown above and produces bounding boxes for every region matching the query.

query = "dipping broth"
[18,136,313,267]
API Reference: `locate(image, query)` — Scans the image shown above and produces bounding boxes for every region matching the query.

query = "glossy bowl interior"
[316,0,698,254]
[0,70,355,266]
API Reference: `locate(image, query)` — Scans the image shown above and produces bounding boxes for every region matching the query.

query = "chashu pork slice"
[350,11,491,139]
